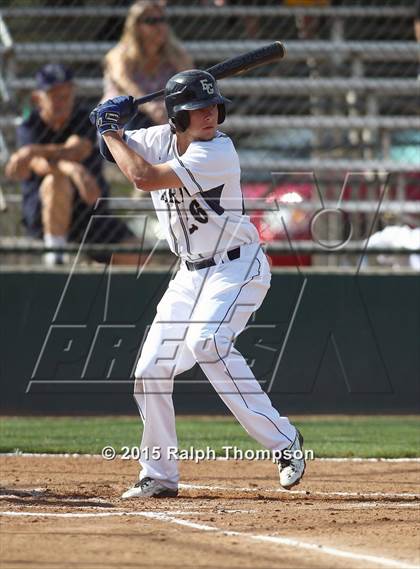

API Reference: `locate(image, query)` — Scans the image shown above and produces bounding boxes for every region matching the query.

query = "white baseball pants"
[134,242,297,489]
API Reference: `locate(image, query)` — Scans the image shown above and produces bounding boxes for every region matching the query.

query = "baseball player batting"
[90,69,305,498]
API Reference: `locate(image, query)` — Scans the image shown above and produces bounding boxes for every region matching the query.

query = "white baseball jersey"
[121,126,300,494]
[124,124,260,261]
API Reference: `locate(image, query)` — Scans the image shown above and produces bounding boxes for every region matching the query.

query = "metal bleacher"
[1,5,419,164]
[0,3,419,265]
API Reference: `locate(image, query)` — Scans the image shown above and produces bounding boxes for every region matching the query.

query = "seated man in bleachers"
[5,63,138,266]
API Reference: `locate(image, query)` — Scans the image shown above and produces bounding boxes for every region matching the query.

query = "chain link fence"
[0,1,419,269]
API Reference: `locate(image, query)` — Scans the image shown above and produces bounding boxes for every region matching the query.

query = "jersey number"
[189,200,208,224]
[188,200,208,234]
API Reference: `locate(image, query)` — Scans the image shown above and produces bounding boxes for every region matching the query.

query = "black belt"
[185,247,241,271]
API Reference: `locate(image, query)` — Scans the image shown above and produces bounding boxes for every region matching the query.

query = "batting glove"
[89,96,137,135]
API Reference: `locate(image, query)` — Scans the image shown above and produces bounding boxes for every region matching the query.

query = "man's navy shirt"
[18,105,109,236]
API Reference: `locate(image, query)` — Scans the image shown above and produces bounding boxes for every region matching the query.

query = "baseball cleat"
[277,429,306,489]
[121,477,178,499]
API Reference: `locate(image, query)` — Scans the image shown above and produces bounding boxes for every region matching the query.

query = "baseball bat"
[132,41,285,107]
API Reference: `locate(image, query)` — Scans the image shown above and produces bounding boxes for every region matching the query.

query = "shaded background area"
[1,1,419,268]
[1,269,418,414]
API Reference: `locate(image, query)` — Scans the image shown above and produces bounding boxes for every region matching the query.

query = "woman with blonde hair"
[103,1,193,128]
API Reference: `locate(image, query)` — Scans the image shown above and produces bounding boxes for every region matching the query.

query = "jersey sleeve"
[124,128,148,158]
[167,137,240,195]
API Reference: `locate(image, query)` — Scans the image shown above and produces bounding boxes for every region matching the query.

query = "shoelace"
[134,477,153,489]
[279,457,292,469]
[278,443,293,469]
[279,433,302,470]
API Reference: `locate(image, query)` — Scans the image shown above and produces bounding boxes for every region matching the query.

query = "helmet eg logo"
[200,79,214,95]
[164,69,230,133]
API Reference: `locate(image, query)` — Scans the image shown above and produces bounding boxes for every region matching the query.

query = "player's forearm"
[102,131,155,191]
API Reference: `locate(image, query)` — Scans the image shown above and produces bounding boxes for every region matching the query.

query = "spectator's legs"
[39,172,73,265]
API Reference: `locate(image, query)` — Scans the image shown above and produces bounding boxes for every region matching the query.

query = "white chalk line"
[0,488,113,502]
[317,458,420,463]
[0,494,111,504]
[180,483,420,500]
[0,487,46,498]
[0,497,254,514]
[1,488,417,511]
[328,502,420,510]
[0,488,125,502]
[1,483,418,501]
[1,509,417,569]
[1,452,419,462]
[0,510,200,518]
[2,484,417,501]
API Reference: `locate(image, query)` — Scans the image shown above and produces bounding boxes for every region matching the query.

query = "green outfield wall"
[1,269,419,414]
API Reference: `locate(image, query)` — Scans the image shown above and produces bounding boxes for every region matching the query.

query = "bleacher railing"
[0,3,418,269]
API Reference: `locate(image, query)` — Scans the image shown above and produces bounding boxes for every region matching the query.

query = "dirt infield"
[1,456,419,569]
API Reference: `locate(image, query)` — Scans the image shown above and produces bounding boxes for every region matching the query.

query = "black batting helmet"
[164,69,230,133]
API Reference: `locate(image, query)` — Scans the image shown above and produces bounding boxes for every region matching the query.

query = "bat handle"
[133,88,165,107]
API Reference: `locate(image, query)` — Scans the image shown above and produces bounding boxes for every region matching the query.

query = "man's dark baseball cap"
[36,64,74,91]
